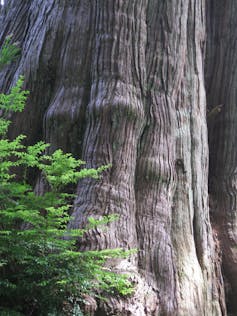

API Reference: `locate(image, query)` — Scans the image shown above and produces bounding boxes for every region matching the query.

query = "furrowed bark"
[136,1,223,315]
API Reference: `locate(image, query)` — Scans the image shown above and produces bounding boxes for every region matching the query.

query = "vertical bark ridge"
[173,1,223,314]
[0,1,63,145]
[135,0,223,315]
[179,1,223,314]
[44,1,93,156]
[0,0,92,159]
[136,1,187,315]
[69,2,159,314]
[71,0,146,247]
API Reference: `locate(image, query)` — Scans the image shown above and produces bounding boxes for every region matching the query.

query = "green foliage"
[40,149,110,191]
[0,43,133,315]
[0,35,20,70]
[0,75,29,112]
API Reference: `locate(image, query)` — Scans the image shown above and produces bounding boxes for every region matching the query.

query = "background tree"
[205,1,237,314]
[1,0,236,315]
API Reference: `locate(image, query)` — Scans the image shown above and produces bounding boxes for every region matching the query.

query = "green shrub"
[0,35,20,71]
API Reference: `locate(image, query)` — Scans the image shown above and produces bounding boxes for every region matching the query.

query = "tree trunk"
[205,1,237,314]
[0,0,233,315]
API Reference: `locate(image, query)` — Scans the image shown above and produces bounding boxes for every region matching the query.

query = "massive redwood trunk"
[1,0,235,315]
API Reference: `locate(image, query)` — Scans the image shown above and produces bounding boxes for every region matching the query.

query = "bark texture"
[0,0,230,315]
